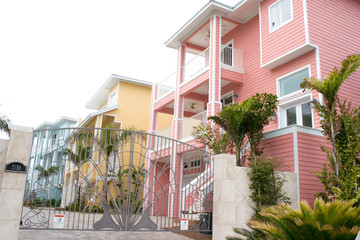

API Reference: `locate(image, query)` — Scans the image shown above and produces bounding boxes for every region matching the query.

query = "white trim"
[211,16,216,117]
[102,113,122,129]
[278,92,312,107]
[268,0,294,33]
[261,43,316,69]
[149,83,156,133]
[315,47,324,105]
[292,130,300,202]
[86,74,151,109]
[218,17,222,109]
[315,46,321,80]
[278,95,313,128]
[109,91,116,107]
[276,64,311,98]
[259,4,263,67]
[303,0,309,43]
[222,39,234,67]
[263,124,323,139]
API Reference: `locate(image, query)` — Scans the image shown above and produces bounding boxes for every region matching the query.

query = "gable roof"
[35,116,77,130]
[85,74,152,110]
[165,0,259,49]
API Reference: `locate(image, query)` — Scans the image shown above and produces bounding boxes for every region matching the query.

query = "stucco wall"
[0,125,32,240]
[213,154,298,240]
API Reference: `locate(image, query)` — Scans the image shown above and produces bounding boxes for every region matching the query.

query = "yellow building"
[80,74,154,130]
[62,74,172,211]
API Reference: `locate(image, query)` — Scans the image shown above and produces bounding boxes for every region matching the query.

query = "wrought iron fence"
[21,128,213,233]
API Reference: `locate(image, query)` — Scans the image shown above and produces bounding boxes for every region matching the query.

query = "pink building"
[149,0,360,209]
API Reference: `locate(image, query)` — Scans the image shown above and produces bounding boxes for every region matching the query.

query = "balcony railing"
[156,110,207,141]
[157,72,176,100]
[183,111,207,139]
[155,46,243,101]
[183,48,209,84]
[156,125,172,139]
[221,46,244,73]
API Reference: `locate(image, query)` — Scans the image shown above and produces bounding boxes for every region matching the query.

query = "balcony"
[157,110,207,141]
[182,111,207,139]
[156,46,244,102]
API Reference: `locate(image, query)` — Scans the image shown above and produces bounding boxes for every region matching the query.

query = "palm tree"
[209,93,277,165]
[301,54,360,178]
[0,115,10,135]
[35,165,60,185]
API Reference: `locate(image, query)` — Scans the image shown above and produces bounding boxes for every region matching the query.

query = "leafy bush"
[108,193,143,214]
[248,157,290,213]
[232,199,360,240]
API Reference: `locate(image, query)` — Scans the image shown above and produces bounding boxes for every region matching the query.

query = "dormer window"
[269,0,292,32]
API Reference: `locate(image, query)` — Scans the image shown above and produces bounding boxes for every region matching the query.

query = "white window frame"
[109,92,116,107]
[277,65,314,128]
[268,0,293,33]
[221,91,235,108]
[221,40,234,66]
[278,94,314,128]
[277,65,310,99]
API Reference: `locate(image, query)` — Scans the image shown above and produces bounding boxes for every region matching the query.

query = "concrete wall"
[0,125,32,240]
[213,154,298,240]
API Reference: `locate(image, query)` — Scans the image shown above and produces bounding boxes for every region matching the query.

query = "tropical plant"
[248,157,290,212]
[0,114,10,135]
[35,165,59,184]
[192,123,235,154]
[209,93,277,165]
[236,199,360,240]
[301,54,360,200]
[301,54,360,178]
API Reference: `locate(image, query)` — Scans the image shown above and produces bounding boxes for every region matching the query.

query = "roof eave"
[85,74,153,110]
[165,1,233,49]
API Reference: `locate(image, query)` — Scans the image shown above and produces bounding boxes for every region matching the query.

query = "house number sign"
[5,162,26,173]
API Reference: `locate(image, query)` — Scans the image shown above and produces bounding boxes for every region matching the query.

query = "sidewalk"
[19,229,193,240]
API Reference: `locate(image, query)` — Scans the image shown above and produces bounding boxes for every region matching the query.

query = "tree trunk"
[329,115,339,178]
[236,145,241,166]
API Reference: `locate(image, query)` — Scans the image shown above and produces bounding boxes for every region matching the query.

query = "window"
[221,92,234,108]
[278,67,309,97]
[109,92,116,107]
[184,159,201,170]
[278,66,313,128]
[269,0,292,32]
[221,42,233,66]
[280,98,313,128]
[51,133,57,145]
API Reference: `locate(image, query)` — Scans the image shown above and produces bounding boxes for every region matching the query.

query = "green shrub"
[233,199,360,240]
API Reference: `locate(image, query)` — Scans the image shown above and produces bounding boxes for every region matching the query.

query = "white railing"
[157,72,176,100]
[156,125,172,139]
[155,46,244,102]
[183,48,209,84]
[183,111,207,139]
[221,46,244,73]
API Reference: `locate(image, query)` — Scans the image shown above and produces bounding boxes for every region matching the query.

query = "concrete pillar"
[213,154,298,240]
[0,125,33,240]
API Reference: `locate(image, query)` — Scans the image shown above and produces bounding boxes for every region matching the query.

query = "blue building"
[27,116,77,203]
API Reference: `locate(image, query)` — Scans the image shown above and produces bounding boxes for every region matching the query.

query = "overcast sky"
[0,0,239,129]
